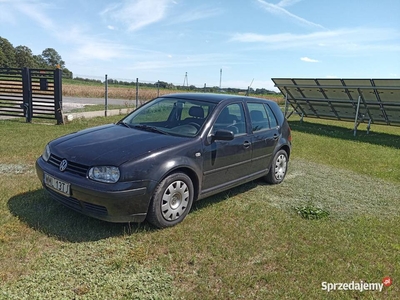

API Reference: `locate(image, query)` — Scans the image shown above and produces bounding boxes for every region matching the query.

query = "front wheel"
[146,173,194,228]
[265,150,288,184]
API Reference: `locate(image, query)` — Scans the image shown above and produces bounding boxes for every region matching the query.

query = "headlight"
[42,144,51,162]
[88,166,120,183]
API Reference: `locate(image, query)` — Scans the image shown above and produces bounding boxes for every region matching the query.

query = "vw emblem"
[59,159,68,172]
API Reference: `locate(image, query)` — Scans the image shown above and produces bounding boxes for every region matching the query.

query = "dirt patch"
[0,164,33,174]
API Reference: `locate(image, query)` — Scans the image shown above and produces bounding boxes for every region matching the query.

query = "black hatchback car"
[36,93,291,228]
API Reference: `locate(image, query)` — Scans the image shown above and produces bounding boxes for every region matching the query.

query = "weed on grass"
[294,202,330,220]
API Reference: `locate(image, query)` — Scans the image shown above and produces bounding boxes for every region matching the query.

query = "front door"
[202,103,252,192]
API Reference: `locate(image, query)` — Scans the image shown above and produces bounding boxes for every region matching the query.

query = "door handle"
[273,134,279,140]
[243,141,251,148]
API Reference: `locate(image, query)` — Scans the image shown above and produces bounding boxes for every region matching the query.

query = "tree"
[15,45,37,68]
[157,81,169,89]
[0,48,5,67]
[62,67,73,79]
[0,36,74,76]
[33,54,47,68]
[41,48,65,69]
[0,37,16,67]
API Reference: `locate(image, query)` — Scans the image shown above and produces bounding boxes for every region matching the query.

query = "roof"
[163,92,273,104]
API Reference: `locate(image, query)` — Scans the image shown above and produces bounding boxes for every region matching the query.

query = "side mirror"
[211,129,234,142]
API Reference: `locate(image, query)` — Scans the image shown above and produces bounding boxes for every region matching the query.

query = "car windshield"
[120,97,216,137]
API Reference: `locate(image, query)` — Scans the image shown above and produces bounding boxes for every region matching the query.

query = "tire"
[146,172,194,228]
[265,150,288,184]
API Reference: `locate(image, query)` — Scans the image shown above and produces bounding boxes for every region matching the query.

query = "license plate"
[44,173,70,197]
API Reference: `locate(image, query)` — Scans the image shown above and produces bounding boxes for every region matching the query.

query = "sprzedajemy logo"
[321,277,392,293]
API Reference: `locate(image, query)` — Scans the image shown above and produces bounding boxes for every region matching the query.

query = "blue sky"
[1,0,399,91]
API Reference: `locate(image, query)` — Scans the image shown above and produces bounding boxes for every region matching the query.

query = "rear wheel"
[265,150,288,184]
[146,172,194,228]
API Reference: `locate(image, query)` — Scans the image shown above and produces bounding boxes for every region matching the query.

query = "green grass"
[0,116,399,299]
[289,117,400,182]
[69,104,136,113]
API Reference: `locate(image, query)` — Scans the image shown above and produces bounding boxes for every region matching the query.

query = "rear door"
[246,102,280,173]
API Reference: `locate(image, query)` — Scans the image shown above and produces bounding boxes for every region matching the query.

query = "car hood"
[50,124,189,166]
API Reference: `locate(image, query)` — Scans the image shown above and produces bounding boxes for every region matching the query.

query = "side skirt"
[197,169,268,200]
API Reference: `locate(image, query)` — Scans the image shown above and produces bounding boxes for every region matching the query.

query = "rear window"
[265,104,278,128]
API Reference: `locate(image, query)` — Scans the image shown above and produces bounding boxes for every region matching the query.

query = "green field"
[62,79,285,105]
[0,115,399,299]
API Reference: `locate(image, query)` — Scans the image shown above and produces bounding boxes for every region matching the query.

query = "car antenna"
[245,78,254,96]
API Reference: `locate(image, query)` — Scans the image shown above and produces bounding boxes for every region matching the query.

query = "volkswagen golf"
[36,93,292,228]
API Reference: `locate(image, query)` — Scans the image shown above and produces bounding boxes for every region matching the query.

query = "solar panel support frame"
[284,92,289,117]
[353,95,362,136]
[283,91,304,121]
[353,94,373,136]
[273,78,400,137]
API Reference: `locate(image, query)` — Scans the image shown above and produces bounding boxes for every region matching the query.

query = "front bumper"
[36,157,155,223]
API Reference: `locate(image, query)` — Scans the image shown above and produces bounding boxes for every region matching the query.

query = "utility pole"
[183,72,188,89]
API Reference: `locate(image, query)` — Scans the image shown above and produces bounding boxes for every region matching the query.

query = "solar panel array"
[272,78,400,134]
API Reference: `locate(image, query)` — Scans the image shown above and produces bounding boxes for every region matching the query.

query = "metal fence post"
[136,78,139,108]
[22,67,32,123]
[54,68,63,124]
[105,74,108,117]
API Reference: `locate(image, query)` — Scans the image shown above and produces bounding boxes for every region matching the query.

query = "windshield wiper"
[132,124,169,135]
[117,121,131,128]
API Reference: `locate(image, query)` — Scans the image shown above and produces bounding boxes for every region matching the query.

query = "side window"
[212,103,246,135]
[264,104,278,128]
[247,102,270,132]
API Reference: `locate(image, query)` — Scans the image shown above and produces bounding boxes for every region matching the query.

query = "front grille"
[47,188,108,216]
[48,154,88,177]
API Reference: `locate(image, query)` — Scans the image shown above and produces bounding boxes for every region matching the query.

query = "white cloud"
[0,0,134,62]
[277,0,302,7]
[103,0,172,32]
[130,53,225,70]
[0,6,16,24]
[168,6,223,24]
[99,3,120,16]
[301,57,319,63]
[230,27,400,53]
[256,0,325,29]
[14,1,54,30]
[75,42,128,61]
